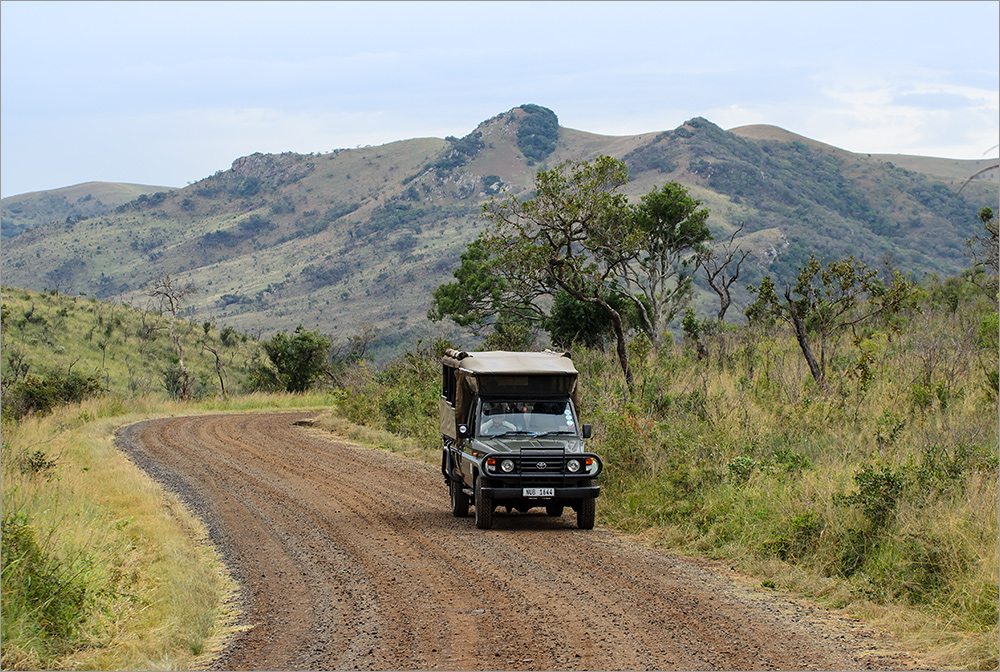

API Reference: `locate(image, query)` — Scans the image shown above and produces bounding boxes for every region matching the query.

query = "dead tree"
[696,223,751,325]
[201,343,228,398]
[146,274,198,400]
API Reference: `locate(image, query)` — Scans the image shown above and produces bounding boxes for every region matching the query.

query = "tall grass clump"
[577,283,998,669]
[0,397,241,670]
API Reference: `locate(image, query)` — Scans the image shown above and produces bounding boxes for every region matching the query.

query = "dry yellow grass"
[0,392,333,670]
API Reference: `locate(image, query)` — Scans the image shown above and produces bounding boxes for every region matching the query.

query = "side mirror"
[582,424,592,439]
[457,424,470,438]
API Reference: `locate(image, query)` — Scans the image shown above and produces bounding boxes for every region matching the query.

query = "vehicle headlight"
[567,458,581,473]
[501,459,515,473]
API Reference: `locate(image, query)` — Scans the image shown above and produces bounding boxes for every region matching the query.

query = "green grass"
[1,286,266,412]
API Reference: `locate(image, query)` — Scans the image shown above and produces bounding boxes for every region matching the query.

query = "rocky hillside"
[2,105,996,356]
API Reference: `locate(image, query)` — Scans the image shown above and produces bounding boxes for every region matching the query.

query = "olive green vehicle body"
[439,349,603,529]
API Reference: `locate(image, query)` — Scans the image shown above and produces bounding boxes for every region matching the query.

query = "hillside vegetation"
[1,182,173,239]
[1,287,265,419]
[2,106,996,358]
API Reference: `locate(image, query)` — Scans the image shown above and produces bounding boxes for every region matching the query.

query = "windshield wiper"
[482,430,531,438]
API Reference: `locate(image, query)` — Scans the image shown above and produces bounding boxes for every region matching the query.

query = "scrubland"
[2,278,997,669]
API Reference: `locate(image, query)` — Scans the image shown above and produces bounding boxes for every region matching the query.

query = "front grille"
[523,459,563,474]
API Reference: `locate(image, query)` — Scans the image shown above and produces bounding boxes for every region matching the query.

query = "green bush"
[763,510,824,562]
[1,370,105,422]
[260,327,332,393]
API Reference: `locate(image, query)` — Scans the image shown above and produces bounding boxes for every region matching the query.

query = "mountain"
[2,105,996,357]
[1,181,175,239]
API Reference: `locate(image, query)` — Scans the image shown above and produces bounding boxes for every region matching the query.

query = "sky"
[1,0,998,199]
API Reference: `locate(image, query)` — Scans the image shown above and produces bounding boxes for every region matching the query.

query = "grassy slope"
[730,123,1000,188]
[1,287,264,400]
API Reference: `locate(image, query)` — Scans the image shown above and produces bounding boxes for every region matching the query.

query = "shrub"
[1,370,105,422]
[259,327,332,393]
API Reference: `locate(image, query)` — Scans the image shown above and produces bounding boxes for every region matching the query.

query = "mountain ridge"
[2,106,997,357]
[1,181,175,238]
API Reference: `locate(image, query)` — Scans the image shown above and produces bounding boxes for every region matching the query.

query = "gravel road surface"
[116,412,920,671]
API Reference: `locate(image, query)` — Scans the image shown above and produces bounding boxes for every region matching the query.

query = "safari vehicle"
[439,349,603,530]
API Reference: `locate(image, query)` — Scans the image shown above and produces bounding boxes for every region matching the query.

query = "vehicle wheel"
[545,504,564,517]
[576,497,595,529]
[475,477,494,530]
[450,478,470,517]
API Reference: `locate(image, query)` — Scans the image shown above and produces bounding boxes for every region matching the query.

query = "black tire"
[545,504,564,517]
[576,497,595,529]
[450,478,470,518]
[475,477,494,530]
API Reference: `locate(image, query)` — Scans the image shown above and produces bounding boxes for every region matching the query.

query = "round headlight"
[567,458,581,473]
[501,459,515,473]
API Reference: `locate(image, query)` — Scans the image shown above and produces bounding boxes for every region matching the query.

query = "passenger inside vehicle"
[478,401,577,435]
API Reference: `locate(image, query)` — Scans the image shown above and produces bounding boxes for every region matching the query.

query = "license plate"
[522,487,555,498]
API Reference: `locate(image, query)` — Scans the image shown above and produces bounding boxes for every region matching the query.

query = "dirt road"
[116,412,917,671]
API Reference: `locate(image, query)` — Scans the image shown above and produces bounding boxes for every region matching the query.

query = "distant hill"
[2,106,996,358]
[1,181,175,239]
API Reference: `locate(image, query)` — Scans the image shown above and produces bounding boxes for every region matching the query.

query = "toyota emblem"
[536,462,547,470]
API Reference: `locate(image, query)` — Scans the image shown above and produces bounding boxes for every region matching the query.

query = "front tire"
[576,497,595,529]
[475,477,494,530]
[450,478,470,517]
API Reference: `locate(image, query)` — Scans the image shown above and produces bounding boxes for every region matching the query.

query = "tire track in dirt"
[116,412,919,671]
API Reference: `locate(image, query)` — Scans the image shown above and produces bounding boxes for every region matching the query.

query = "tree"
[261,326,332,392]
[427,235,547,332]
[481,156,638,385]
[545,290,627,349]
[623,182,712,347]
[746,255,914,388]
[146,274,197,400]
[696,222,751,324]
[966,206,999,299]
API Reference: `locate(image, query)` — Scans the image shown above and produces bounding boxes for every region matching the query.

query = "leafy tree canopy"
[747,255,915,386]
[545,290,637,350]
[261,326,332,392]
[482,155,638,383]
[624,182,712,345]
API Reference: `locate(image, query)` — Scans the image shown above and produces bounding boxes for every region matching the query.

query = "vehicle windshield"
[478,400,578,437]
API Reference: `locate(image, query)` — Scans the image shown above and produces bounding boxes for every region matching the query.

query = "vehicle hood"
[474,436,586,453]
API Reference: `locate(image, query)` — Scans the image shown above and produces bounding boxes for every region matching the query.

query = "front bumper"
[481,484,601,501]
